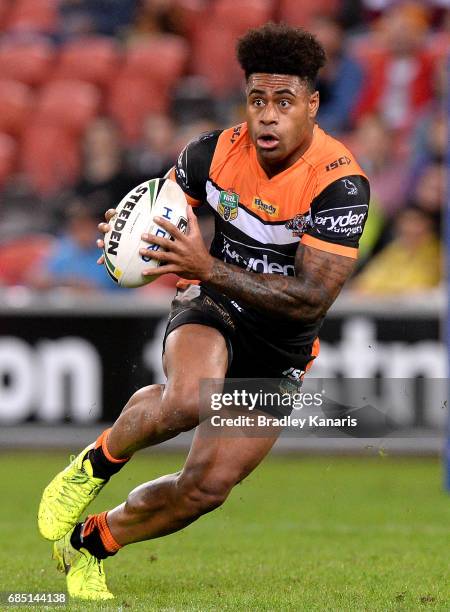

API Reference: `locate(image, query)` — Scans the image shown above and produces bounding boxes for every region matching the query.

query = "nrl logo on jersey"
[252,197,279,217]
[285,211,311,237]
[218,190,239,221]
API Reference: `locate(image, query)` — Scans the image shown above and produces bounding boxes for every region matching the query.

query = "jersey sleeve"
[301,175,370,259]
[169,129,222,207]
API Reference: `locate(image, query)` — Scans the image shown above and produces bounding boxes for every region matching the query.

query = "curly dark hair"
[236,22,326,90]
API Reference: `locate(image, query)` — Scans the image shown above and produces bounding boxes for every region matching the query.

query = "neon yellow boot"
[53,528,114,601]
[38,444,106,541]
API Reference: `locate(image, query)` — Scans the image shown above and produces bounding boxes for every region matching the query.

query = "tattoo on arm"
[205,244,356,322]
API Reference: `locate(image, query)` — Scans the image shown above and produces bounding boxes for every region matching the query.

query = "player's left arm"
[143,174,369,323]
[142,214,354,323]
[206,241,355,322]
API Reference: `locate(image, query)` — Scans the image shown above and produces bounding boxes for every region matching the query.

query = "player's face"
[246,73,319,177]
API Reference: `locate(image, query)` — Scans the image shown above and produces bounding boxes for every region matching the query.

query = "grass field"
[0,451,449,611]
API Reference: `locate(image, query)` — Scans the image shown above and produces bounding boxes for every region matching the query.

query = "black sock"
[86,445,128,480]
[71,520,117,559]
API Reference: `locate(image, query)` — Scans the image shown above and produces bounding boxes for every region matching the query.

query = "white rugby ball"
[103,178,188,287]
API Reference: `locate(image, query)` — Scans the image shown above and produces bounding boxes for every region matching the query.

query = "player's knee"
[123,384,163,415]
[159,384,200,433]
[178,469,235,516]
[120,385,166,438]
[124,474,180,516]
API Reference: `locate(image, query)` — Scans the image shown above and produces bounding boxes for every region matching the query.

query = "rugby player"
[38,22,370,600]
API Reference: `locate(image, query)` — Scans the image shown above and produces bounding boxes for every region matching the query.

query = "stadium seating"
[213,0,274,35]
[35,79,101,135]
[107,36,188,142]
[5,0,58,34]
[0,80,33,137]
[190,25,237,94]
[0,0,10,30]
[108,76,169,143]
[18,79,101,193]
[279,0,339,27]
[190,0,274,95]
[124,36,189,87]
[0,133,17,189]
[51,37,122,87]
[173,0,207,41]
[0,38,55,86]
[21,124,80,195]
[0,234,54,285]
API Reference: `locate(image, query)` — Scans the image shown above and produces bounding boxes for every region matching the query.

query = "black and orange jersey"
[170,122,370,345]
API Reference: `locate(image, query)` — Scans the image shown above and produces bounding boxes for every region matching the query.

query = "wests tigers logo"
[285,211,311,237]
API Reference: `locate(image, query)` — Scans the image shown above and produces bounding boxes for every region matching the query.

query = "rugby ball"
[103,178,188,287]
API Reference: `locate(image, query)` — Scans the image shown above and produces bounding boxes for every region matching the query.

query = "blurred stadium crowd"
[0,0,447,296]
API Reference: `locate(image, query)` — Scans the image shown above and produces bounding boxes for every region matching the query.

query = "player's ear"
[309,91,319,118]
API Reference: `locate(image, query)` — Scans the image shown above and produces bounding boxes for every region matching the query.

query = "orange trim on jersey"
[311,336,320,359]
[168,167,202,208]
[185,193,202,207]
[305,337,320,372]
[176,279,201,290]
[301,234,358,259]
[208,123,367,223]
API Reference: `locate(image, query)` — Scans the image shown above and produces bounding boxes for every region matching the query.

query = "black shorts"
[163,284,317,416]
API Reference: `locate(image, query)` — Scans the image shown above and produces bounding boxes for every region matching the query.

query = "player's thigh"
[160,323,228,428]
[179,418,281,502]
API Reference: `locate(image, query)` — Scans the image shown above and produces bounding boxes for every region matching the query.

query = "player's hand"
[139,206,214,281]
[96,209,116,265]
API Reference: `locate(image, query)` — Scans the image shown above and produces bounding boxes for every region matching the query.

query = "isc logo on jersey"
[314,205,367,237]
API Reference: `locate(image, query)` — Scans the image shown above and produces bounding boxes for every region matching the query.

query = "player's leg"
[70,417,281,554]
[53,422,279,601]
[38,323,228,542]
[106,420,281,545]
[103,320,229,457]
